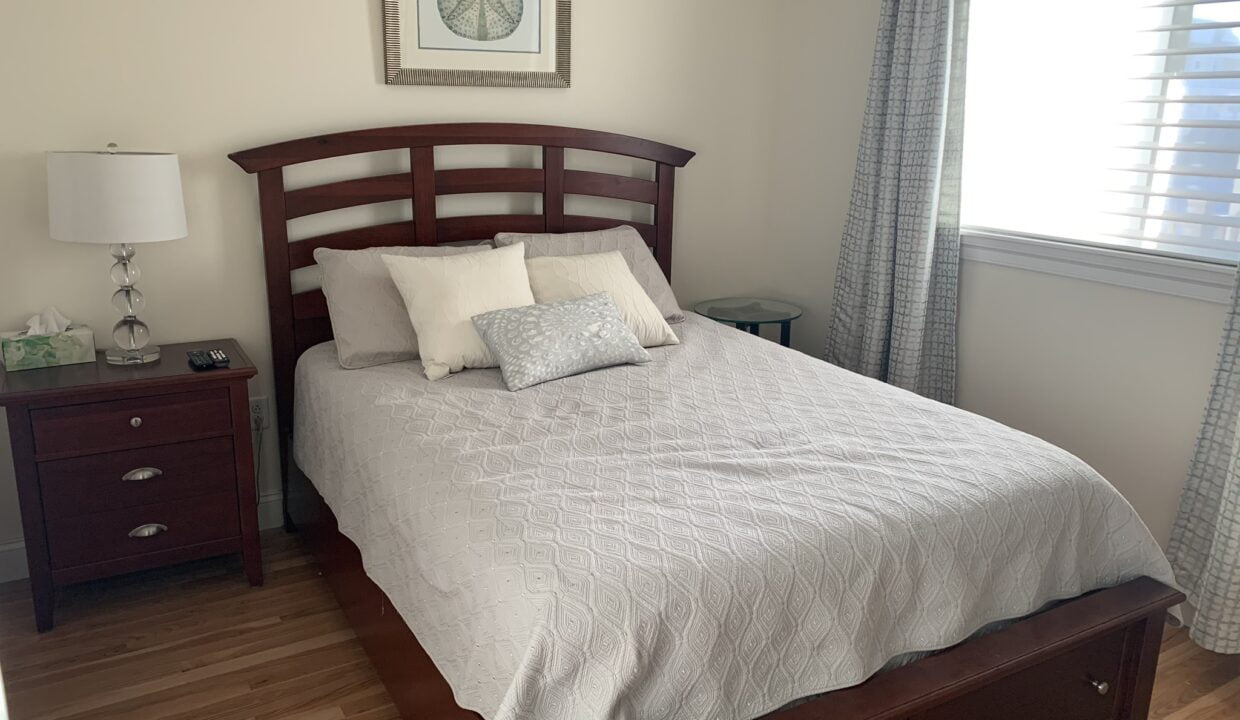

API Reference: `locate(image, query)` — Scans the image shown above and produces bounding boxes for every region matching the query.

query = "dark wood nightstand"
[0,339,261,631]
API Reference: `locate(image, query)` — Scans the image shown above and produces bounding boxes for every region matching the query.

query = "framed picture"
[383,0,571,88]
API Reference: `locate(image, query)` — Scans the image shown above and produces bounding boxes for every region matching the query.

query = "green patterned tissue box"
[1,326,96,371]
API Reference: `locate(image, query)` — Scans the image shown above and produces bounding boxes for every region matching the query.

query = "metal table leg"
[780,321,791,347]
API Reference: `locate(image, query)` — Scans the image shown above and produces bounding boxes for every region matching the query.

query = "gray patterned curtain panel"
[825,0,969,405]
[1169,267,1240,654]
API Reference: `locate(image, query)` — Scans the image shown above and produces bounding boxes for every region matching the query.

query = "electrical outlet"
[249,396,270,431]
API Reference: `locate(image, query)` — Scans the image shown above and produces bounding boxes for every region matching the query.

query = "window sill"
[960,230,1236,305]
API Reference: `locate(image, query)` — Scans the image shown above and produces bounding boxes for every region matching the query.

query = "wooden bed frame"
[230,123,1183,720]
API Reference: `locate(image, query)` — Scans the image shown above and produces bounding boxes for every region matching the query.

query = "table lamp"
[46,144,187,365]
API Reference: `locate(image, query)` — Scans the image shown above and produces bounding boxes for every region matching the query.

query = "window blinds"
[1109,0,1240,262]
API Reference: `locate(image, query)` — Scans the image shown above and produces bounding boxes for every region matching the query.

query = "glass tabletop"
[693,297,803,324]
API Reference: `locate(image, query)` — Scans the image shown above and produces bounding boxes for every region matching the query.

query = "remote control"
[187,348,230,371]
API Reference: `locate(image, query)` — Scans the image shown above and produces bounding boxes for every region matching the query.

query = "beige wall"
[0,1,880,560]
[957,263,1223,545]
[760,1,881,355]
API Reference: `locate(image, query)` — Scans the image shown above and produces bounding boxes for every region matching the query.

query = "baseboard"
[0,539,29,584]
[256,491,285,532]
[0,492,285,583]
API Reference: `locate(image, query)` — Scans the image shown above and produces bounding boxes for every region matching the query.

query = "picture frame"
[383,0,571,88]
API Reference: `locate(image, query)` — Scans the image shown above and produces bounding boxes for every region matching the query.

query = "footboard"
[287,464,1181,720]
[779,578,1179,720]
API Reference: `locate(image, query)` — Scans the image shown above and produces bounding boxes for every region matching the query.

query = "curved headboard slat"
[230,123,694,524]
[229,122,696,173]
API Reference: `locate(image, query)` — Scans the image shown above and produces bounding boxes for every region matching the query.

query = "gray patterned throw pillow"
[472,293,651,391]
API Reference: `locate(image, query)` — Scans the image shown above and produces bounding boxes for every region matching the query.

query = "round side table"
[694,297,803,347]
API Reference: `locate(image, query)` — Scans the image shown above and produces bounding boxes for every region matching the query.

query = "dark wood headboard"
[230,123,694,512]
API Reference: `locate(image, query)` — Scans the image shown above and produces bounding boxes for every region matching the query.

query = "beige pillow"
[494,226,684,323]
[525,251,679,348]
[383,243,535,380]
[313,244,490,369]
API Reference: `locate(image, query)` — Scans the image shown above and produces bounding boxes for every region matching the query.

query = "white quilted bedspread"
[294,314,1174,720]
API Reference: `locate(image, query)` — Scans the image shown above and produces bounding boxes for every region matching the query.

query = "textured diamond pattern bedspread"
[294,314,1173,720]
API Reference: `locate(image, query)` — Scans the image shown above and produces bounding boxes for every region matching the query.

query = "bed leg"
[1119,609,1168,720]
[279,430,297,533]
[282,473,297,532]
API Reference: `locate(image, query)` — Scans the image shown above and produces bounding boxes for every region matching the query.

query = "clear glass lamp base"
[106,245,160,365]
[106,344,161,365]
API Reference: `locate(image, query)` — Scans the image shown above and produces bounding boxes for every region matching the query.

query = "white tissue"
[24,306,71,336]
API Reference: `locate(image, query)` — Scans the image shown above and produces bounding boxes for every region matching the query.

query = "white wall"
[0,1,882,573]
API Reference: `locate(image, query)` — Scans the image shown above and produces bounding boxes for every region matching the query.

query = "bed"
[230,123,1183,720]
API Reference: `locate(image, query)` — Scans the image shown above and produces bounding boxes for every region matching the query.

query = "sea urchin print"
[437,0,524,42]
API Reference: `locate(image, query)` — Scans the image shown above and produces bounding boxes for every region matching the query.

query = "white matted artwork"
[384,0,571,88]
[418,0,540,53]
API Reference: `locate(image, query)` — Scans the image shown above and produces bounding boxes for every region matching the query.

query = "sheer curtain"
[825,0,969,404]
[1169,267,1240,654]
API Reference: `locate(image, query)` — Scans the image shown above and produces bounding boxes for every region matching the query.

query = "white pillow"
[383,242,535,380]
[525,251,679,348]
[494,226,685,323]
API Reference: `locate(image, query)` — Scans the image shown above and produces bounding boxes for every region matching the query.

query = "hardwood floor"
[0,530,397,720]
[0,529,1234,720]
[1151,624,1240,720]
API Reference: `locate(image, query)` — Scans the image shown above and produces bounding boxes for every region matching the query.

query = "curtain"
[1168,267,1240,654]
[825,0,969,405]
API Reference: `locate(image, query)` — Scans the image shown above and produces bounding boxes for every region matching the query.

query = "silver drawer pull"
[121,467,163,482]
[1089,679,1110,696]
[128,523,167,539]
[129,416,143,428]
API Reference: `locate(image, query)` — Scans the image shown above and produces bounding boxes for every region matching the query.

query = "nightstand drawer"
[45,491,240,569]
[29,388,232,458]
[38,437,237,518]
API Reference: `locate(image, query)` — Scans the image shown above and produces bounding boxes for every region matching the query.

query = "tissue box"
[1,326,96,371]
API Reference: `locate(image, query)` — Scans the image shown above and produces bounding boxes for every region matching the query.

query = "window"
[962,0,1240,265]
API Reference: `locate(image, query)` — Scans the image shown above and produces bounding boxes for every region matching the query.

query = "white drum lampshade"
[46,148,188,365]
[47,151,187,245]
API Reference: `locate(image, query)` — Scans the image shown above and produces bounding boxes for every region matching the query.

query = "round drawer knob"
[1090,679,1110,696]
[129,416,143,428]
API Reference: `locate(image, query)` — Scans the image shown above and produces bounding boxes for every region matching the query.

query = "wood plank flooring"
[1152,624,1240,720]
[0,530,396,720]
[0,529,1234,720]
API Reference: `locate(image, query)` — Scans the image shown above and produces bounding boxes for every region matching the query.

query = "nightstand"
[694,297,804,347]
[0,338,261,631]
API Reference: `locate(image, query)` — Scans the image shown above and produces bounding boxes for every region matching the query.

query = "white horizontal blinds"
[1108,1,1240,261]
